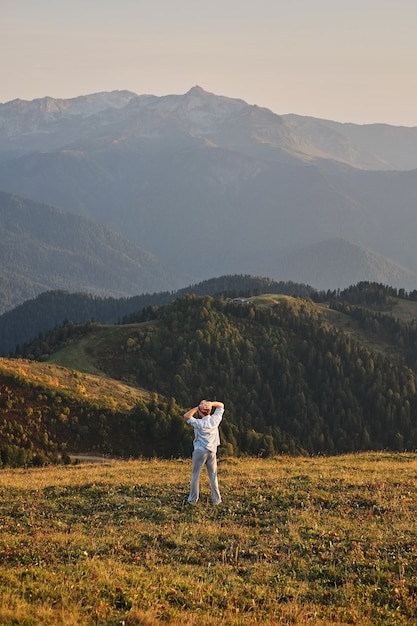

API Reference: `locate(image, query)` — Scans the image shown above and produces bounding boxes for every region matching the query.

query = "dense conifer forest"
[2,281,417,467]
[112,293,417,455]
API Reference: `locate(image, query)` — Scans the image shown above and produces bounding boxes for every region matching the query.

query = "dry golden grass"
[0,356,148,411]
[1,453,417,625]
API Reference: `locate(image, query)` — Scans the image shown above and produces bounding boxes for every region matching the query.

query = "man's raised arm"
[183,406,199,421]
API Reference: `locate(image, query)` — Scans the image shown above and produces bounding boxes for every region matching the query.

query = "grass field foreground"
[1,453,417,625]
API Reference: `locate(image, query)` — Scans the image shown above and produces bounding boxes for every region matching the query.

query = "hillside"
[1,454,416,625]
[1,88,417,288]
[45,292,417,371]
[0,275,315,356]
[0,357,148,408]
[0,191,183,313]
[0,352,188,468]
[3,284,417,467]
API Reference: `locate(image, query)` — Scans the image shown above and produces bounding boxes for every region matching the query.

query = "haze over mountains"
[0,191,183,314]
[1,86,417,309]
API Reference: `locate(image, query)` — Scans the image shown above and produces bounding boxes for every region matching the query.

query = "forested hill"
[5,285,417,468]
[0,275,316,356]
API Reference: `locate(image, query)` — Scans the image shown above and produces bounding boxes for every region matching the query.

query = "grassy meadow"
[1,453,417,625]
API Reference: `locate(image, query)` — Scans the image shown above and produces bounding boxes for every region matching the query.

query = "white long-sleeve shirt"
[187,407,224,452]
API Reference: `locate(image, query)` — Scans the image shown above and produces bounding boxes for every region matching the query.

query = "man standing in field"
[184,399,224,505]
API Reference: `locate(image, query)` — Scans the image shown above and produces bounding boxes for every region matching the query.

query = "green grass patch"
[46,339,103,375]
[1,453,417,624]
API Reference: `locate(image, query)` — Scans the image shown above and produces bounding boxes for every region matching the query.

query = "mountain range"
[1,86,417,307]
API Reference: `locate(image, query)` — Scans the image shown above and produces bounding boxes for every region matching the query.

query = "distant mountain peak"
[131,85,250,135]
[182,85,248,108]
[185,85,209,96]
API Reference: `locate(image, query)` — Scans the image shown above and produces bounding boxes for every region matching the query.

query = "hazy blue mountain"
[282,115,417,171]
[0,191,183,313]
[261,238,417,291]
[1,87,417,290]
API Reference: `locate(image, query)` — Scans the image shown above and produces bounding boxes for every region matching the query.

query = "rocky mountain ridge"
[1,87,417,293]
[2,86,416,170]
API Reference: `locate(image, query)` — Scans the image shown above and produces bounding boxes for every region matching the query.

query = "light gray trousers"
[187,448,221,504]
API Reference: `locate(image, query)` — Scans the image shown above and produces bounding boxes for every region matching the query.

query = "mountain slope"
[1,88,417,288]
[0,141,384,280]
[283,114,417,171]
[262,238,417,291]
[0,191,183,313]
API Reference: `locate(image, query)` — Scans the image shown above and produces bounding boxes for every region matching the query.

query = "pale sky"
[1,0,417,126]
